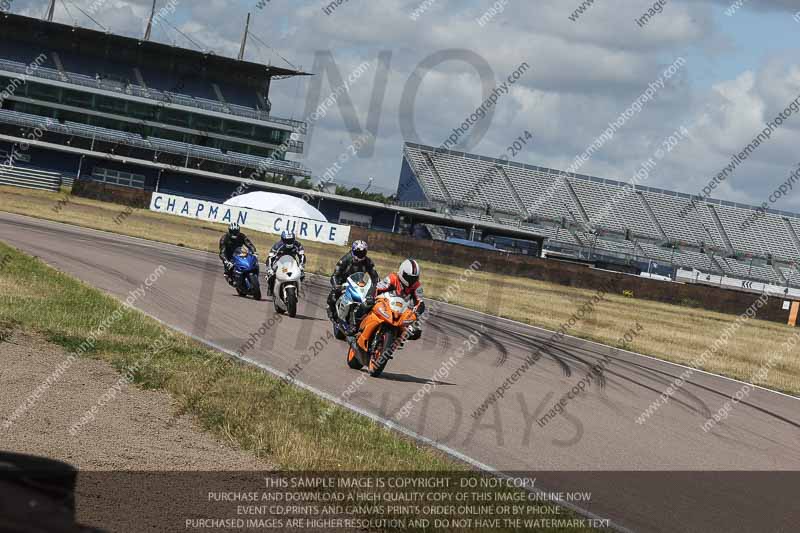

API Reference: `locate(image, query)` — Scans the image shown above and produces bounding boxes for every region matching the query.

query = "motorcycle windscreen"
[345,272,372,304]
[275,255,300,280]
[233,247,256,271]
[387,296,409,320]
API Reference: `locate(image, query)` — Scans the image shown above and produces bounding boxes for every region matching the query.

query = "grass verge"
[0,240,450,470]
[0,242,601,532]
[1,185,798,396]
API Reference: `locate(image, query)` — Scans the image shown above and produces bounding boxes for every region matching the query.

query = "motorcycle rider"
[266,230,306,296]
[375,258,426,340]
[219,222,257,283]
[327,240,379,321]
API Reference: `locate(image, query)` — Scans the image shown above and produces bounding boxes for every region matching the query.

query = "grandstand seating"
[424,224,448,241]
[1,12,312,209]
[0,163,62,192]
[569,178,656,236]
[405,149,448,202]
[427,152,521,214]
[0,109,310,178]
[401,143,800,287]
[781,267,800,286]
[504,166,583,222]
[713,204,797,259]
[0,58,301,128]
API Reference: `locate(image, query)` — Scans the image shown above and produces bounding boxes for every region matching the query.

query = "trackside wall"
[350,227,795,323]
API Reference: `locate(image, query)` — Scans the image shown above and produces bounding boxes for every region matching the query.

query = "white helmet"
[398,259,420,287]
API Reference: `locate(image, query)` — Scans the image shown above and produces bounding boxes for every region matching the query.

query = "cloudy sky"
[8,0,800,207]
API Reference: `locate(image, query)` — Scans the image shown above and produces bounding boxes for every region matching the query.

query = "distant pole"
[45,0,56,21]
[238,13,251,61]
[144,0,157,41]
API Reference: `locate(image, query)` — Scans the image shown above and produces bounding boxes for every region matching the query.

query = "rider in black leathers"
[219,222,256,282]
[327,240,379,320]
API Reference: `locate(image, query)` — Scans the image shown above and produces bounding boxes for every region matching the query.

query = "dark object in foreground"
[0,451,103,532]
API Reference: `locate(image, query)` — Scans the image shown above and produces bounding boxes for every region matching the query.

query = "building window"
[91,167,146,189]
[339,211,372,228]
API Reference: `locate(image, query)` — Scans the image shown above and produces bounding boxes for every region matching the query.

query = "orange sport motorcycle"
[346,294,421,377]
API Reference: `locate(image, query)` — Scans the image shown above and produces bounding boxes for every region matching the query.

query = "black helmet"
[228,222,240,236]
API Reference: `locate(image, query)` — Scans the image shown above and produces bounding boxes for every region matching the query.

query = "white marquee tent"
[224,191,327,222]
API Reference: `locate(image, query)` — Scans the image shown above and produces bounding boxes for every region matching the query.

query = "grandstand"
[399,142,800,288]
[0,11,310,197]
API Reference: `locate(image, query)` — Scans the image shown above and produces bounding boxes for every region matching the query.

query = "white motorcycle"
[270,255,303,317]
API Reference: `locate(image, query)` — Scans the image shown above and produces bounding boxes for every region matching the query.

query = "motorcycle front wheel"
[346,345,363,370]
[334,325,347,340]
[285,286,297,318]
[249,273,261,301]
[368,327,396,378]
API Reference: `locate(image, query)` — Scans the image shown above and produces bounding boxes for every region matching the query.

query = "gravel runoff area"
[0,330,272,532]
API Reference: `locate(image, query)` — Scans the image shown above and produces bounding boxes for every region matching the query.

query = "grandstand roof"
[0,12,312,89]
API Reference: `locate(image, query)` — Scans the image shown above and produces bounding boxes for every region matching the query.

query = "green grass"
[0,243,600,532]
[0,241,449,470]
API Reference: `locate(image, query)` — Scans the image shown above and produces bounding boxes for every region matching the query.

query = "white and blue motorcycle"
[333,272,374,340]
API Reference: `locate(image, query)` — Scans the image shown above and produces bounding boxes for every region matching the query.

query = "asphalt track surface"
[1,212,799,533]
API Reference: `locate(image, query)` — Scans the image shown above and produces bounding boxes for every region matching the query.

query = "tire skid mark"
[445,317,509,366]
[439,314,510,367]
[427,321,451,354]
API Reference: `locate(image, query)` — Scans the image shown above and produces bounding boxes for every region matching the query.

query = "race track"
[1,212,799,533]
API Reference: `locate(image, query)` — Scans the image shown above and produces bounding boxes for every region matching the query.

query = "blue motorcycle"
[231,246,262,300]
